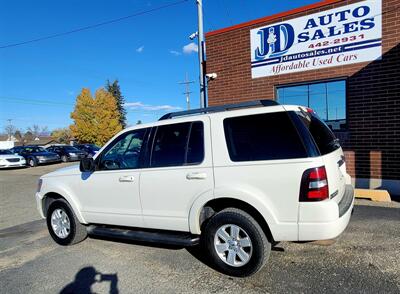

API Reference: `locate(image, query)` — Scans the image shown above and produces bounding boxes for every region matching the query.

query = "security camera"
[189,32,198,40]
[205,73,217,80]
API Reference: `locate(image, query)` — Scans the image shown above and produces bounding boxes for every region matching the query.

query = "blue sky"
[0,0,316,132]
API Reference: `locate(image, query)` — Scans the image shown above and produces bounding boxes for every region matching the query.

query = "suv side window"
[223,112,307,162]
[99,128,148,170]
[150,121,204,168]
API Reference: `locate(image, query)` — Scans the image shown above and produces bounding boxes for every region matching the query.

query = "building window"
[276,80,346,130]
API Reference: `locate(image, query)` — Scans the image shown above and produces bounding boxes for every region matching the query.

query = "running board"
[87,225,200,247]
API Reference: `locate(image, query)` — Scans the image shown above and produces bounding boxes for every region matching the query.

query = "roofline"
[205,0,344,37]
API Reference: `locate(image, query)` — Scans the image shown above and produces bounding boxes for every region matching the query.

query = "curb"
[354,189,391,202]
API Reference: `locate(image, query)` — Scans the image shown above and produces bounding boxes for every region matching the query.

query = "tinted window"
[296,110,340,155]
[187,122,204,164]
[99,129,147,170]
[150,121,204,168]
[24,147,46,153]
[64,146,80,152]
[224,112,307,162]
[0,150,12,155]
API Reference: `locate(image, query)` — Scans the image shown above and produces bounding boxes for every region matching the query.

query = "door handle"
[119,175,135,182]
[186,172,207,180]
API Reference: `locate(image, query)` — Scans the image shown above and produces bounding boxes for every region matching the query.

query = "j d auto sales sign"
[250,0,382,78]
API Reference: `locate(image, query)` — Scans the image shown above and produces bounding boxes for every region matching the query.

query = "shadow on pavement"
[60,266,118,294]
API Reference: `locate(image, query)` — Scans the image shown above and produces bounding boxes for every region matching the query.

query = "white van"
[36,100,354,277]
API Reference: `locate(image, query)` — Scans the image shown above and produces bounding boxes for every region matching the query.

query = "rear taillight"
[300,166,329,201]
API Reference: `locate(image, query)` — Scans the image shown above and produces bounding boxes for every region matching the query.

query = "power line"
[178,73,195,110]
[0,96,175,113]
[0,0,189,49]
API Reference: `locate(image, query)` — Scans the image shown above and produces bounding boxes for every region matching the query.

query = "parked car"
[46,145,87,162]
[35,100,354,277]
[74,144,100,157]
[0,149,26,168]
[11,145,61,167]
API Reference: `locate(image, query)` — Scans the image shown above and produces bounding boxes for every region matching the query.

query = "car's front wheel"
[28,157,37,167]
[202,208,271,277]
[46,199,87,245]
[61,155,68,162]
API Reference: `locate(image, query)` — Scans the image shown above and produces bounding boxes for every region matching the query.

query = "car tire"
[28,158,37,167]
[46,199,87,246]
[61,155,68,162]
[202,208,271,277]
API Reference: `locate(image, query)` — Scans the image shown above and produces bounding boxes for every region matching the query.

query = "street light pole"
[196,0,206,108]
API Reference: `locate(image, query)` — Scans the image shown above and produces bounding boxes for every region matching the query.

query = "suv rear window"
[223,112,308,162]
[296,110,340,155]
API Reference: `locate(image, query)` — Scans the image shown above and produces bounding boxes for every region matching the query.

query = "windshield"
[83,144,100,151]
[0,150,12,155]
[24,147,46,153]
[89,145,100,151]
[64,146,80,152]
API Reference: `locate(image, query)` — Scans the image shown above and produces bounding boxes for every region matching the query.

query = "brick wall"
[206,0,400,183]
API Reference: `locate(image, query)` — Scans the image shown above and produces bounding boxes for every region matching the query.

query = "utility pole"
[196,0,207,108]
[179,73,194,110]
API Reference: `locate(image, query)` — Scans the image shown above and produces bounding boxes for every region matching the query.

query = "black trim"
[159,99,279,120]
[338,185,354,217]
[87,225,200,247]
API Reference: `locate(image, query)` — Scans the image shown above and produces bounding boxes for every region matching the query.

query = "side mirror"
[80,157,95,172]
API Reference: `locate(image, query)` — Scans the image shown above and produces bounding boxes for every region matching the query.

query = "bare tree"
[27,125,48,138]
[4,124,16,140]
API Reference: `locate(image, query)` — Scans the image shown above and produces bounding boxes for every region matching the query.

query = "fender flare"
[188,186,278,235]
[40,186,87,224]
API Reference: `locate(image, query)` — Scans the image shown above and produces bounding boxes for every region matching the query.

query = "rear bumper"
[298,185,354,241]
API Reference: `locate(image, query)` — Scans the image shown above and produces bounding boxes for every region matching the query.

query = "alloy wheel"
[214,224,253,267]
[51,208,71,239]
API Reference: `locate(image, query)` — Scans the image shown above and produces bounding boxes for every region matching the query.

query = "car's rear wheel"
[46,199,87,245]
[28,158,37,167]
[61,155,68,162]
[202,208,271,277]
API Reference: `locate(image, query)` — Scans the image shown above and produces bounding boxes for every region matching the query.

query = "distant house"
[0,135,15,149]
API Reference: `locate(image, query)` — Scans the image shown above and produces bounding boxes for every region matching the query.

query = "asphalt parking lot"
[1,164,399,293]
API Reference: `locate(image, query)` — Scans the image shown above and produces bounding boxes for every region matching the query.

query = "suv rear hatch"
[295,107,347,204]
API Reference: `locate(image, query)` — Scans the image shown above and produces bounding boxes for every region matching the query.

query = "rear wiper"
[328,138,340,148]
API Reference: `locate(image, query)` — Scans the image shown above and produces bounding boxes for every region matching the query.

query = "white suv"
[36,100,354,277]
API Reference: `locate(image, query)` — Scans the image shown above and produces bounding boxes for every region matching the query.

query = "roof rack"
[159,99,279,120]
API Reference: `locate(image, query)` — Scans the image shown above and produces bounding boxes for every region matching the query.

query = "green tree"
[106,80,127,128]
[70,88,122,146]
